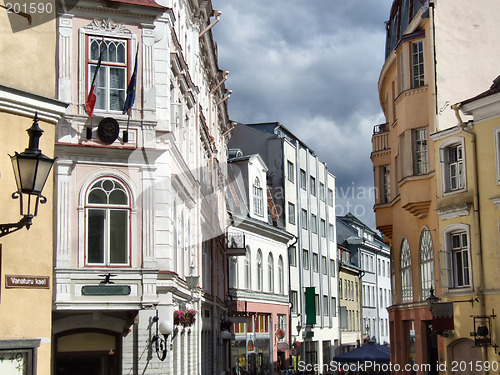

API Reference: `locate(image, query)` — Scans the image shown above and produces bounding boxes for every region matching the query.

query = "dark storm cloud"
[211,0,394,228]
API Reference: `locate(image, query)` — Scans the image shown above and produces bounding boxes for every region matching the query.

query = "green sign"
[305,287,316,325]
[82,285,131,295]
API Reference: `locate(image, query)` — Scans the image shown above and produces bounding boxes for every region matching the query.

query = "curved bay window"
[400,237,413,302]
[86,178,130,266]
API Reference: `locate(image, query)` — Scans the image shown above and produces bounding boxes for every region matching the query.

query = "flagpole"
[123,111,131,143]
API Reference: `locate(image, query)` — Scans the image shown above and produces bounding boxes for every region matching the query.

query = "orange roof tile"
[104,0,165,9]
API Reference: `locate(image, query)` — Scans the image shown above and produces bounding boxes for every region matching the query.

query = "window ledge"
[490,197,500,209]
[437,203,472,220]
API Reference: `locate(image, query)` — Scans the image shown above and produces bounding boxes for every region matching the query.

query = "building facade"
[371,0,500,373]
[229,122,339,372]
[428,77,500,372]
[52,1,232,374]
[0,9,67,375]
[336,213,391,346]
[226,152,294,374]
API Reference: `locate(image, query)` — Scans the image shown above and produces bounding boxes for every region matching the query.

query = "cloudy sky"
[211,0,394,230]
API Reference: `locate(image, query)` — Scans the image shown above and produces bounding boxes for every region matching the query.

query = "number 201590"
[5,2,53,14]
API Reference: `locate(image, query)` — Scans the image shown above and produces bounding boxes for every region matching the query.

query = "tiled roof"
[104,0,165,9]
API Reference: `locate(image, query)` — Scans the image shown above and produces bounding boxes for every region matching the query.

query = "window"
[322,256,327,275]
[253,178,263,216]
[339,278,343,299]
[311,214,317,233]
[257,249,263,291]
[303,249,310,270]
[381,164,391,203]
[278,256,284,294]
[301,209,308,229]
[400,238,413,302]
[330,259,335,277]
[315,294,320,316]
[289,246,297,267]
[300,169,306,189]
[86,177,130,266]
[439,226,471,289]
[287,161,294,182]
[331,297,337,317]
[244,248,251,289]
[319,182,325,201]
[441,142,465,192]
[323,296,329,315]
[313,253,319,272]
[411,40,424,88]
[291,291,298,313]
[414,128,428,174]
[268,253,274,293]
[229,257,238,288]
[288,202,296,225]
[87,37,128,112]
[419,229,434,299]
[327,188,334,206]
[310,176,316,196]
[320,219,326,237]
[329,224,335,240]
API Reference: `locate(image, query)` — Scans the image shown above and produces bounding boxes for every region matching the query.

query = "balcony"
[371,123,390,157]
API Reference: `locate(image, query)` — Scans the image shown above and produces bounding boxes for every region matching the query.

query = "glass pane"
[109,210,128,264]
[109,190,127,205]
[110,67,125,89]
[117,43,126,63]
[102,179,114,192]
[109,42,117,62]
[88,189,107,204]
[88,209,105,264]
[110,89,125,111]
[90,39,101,60]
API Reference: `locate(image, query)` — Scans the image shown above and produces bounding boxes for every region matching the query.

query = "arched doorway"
[55,330,120,375]
[449,338,482,375]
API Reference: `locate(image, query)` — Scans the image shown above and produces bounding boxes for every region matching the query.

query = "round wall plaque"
[97,117,120,144]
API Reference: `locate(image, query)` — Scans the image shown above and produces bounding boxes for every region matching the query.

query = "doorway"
[55,331,120,375]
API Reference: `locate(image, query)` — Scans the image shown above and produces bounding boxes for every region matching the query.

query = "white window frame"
[257,249,263,291]
[400,237,413,302]
[278,256,284,294]
[310,176,316,196]
[287,160,295,182]
[83,176,132,267]
[419,228,434,300]
[253,177,264,216]
[411,40,424,88]
[268,253,274,293]
[288,202,296,225]
[413,128,428,175]
[439,224,472,290]
[439,137,466,194]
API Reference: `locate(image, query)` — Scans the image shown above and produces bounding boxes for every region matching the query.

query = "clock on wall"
[97,117,120,145]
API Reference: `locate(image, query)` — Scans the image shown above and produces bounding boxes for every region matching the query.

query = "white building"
[336,213,391,346]
[226,152,294,374]
[229,122,339,371]
[52,1,232,374]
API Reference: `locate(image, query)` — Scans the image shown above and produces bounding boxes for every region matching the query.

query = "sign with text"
[5,275,50,289]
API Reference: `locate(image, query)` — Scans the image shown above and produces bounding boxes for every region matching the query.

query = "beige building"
[0,7,67,375]
[371,1,500,373]
[429,77,500,373]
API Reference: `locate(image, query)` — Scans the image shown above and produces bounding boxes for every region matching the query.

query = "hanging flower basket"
[174,308,197,327]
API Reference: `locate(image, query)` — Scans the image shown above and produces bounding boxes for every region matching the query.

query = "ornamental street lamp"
[0,113,55,237]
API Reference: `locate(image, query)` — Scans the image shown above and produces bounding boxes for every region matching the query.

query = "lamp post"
[1,113,55,237]
[151,310,174,361]
[426,286,440,312]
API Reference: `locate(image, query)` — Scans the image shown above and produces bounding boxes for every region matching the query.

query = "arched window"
[278,256,284,294]
[268,253,274,293]
[244,247,251,289]
[86,177,130,266]
[419,229,434,299]
[400,238,413,302]
[257,249,263,291]
[253,177,263,216]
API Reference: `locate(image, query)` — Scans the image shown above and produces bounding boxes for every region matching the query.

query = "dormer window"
[253,177,263,216]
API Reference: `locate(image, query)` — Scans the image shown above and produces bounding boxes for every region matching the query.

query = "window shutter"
[438,250,453,288]
[439,147,447,163]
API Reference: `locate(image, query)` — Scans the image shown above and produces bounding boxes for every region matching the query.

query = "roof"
[103,0,165,9]
[461,74,500,106]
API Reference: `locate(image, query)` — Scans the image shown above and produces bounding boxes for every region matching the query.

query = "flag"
[85,42,104,118]
[123,48,139,115]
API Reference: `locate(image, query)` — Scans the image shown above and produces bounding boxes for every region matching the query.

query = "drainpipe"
[456,113,487,368]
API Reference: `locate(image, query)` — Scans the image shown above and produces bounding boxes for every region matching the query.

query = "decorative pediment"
[85,18,132,35]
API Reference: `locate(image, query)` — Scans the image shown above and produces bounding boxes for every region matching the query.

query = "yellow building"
[372,1,500,373]
[0,6,67,375]
[429,77,500,372]
[338,246,362,351]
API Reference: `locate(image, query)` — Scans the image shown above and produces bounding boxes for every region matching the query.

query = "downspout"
[429,1,439,130]
[287,235,298,368]
[455,108,487,367]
